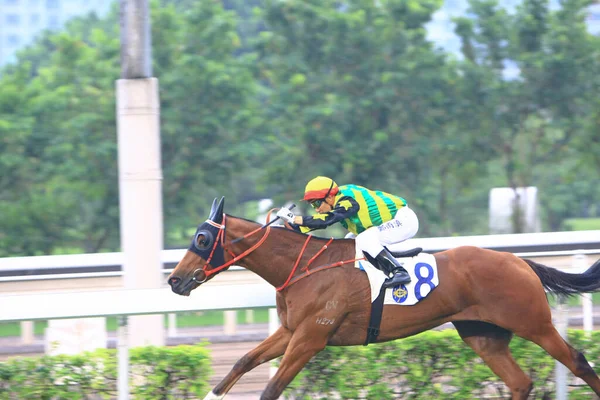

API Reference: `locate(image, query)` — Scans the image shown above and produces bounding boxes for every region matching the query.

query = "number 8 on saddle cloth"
[358,251,439,306]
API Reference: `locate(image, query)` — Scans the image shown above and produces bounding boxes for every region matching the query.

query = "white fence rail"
[0,284,275,322]
[1,230,599,278]
[0,283,276,399]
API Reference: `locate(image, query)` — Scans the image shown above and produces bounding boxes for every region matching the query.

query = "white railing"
[0,230,598,284]
[2,230,599,347]
[400,230,600,252]
[0,284,275,322]
[0,282,277,399]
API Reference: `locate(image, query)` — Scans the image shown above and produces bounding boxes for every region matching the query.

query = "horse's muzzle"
[168,276,194,296]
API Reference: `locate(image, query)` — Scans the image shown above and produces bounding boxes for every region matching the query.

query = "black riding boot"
[375,248,411,288]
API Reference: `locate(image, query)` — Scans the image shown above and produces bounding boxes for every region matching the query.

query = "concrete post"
[168,313,177,337]
[116,78,164,347]
[117,0,163,348]
[117,316,129,400]
[120,0,152,79]
[554,294,568,400]
[245,309,254,324]
[224,310,237,335]
[20,321,34,344]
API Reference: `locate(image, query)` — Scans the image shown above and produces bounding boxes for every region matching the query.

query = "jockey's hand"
[276,207,296,224]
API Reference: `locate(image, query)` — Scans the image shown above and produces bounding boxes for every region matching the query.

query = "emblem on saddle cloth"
[357,252,439,306]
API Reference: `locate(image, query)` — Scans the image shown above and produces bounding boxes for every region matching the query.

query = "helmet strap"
[323,179,335,199]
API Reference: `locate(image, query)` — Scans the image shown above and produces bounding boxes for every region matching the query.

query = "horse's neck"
[225,216,342,288]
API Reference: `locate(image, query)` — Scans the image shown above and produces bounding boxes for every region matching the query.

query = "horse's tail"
[523,258,600,297]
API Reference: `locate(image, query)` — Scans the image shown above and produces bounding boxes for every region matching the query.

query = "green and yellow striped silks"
[337,184,406,234]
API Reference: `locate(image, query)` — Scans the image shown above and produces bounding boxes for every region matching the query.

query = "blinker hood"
[187,197,226,267]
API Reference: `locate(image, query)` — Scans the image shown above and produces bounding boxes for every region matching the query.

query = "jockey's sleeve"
[293,196,360,232]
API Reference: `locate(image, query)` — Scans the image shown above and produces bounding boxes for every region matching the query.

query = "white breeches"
[355,206,419,258]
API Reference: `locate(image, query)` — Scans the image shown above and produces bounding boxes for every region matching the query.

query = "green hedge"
[283,329,600,399]
[0,344,211,399]
[2,330,600,399]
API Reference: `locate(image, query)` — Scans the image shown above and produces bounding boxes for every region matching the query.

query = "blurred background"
[1,0,599,257]
[1,0,600,398]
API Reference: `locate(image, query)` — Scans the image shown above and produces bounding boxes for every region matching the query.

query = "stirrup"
[383,269,411,288]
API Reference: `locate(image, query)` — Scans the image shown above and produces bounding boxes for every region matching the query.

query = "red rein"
[204,212,362,291]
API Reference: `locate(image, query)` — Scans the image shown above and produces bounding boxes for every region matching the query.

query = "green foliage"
[0,11,120,256]
[452,0,600,233]
[2,331,600,398]
[0,345,211,399]
[283,329,600,399]
[158,0,266,232]
[1,0,599,256]
[0,352,115,399]
[130,345,212,399]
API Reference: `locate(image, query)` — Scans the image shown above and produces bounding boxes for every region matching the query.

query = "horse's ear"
[207,198,218,220]
[210,196,225,224]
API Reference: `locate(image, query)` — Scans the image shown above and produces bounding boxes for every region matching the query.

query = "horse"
[168,197,600,400]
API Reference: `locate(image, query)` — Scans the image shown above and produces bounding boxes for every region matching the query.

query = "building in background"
[0,0,112,66]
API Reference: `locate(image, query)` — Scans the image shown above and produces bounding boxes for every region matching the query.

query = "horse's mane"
[227,214,348,243]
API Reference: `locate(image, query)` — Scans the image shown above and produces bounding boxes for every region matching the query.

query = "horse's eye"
[194,231,213,250]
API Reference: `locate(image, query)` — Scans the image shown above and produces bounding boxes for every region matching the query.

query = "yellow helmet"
[303,176,339,201]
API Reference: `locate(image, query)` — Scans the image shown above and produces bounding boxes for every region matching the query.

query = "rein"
[276,237,363,291]
[194,211,364,290]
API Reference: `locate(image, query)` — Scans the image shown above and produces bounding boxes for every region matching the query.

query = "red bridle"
[192,214,271,283]
[192,212,362,291]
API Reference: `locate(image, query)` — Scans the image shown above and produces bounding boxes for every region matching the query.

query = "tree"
[157,0,265,244]
[0,14,120,255]
[0,1,265,254]
[254,0,498,235]
[453,0,600,232]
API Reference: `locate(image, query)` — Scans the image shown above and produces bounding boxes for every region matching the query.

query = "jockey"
[276,176,419,288]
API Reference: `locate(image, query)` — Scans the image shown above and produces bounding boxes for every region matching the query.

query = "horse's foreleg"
[204,326,292,400]
[453,321,533,400]
[260,328,328,400]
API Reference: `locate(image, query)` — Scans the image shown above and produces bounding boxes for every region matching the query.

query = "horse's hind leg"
[529,322,600,397]
[204,326,292,399]
[453,321,533,400]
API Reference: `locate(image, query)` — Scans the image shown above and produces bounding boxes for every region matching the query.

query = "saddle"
[390,247,422,258]
[363,247,423,265]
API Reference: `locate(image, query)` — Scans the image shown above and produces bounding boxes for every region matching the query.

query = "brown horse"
[168,198,600,400]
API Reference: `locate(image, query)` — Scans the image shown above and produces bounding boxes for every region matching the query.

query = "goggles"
[310,199,324,209]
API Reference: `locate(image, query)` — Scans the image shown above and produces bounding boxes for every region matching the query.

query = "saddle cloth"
[356,251,439,306]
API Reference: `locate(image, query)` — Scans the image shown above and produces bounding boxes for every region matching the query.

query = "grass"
[0,308,270,338]
[562,218,600,231]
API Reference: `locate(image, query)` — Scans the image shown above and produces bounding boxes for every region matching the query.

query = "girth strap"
[364,284,387,345]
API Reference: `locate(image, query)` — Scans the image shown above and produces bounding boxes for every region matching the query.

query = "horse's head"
[168,197,229,296]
